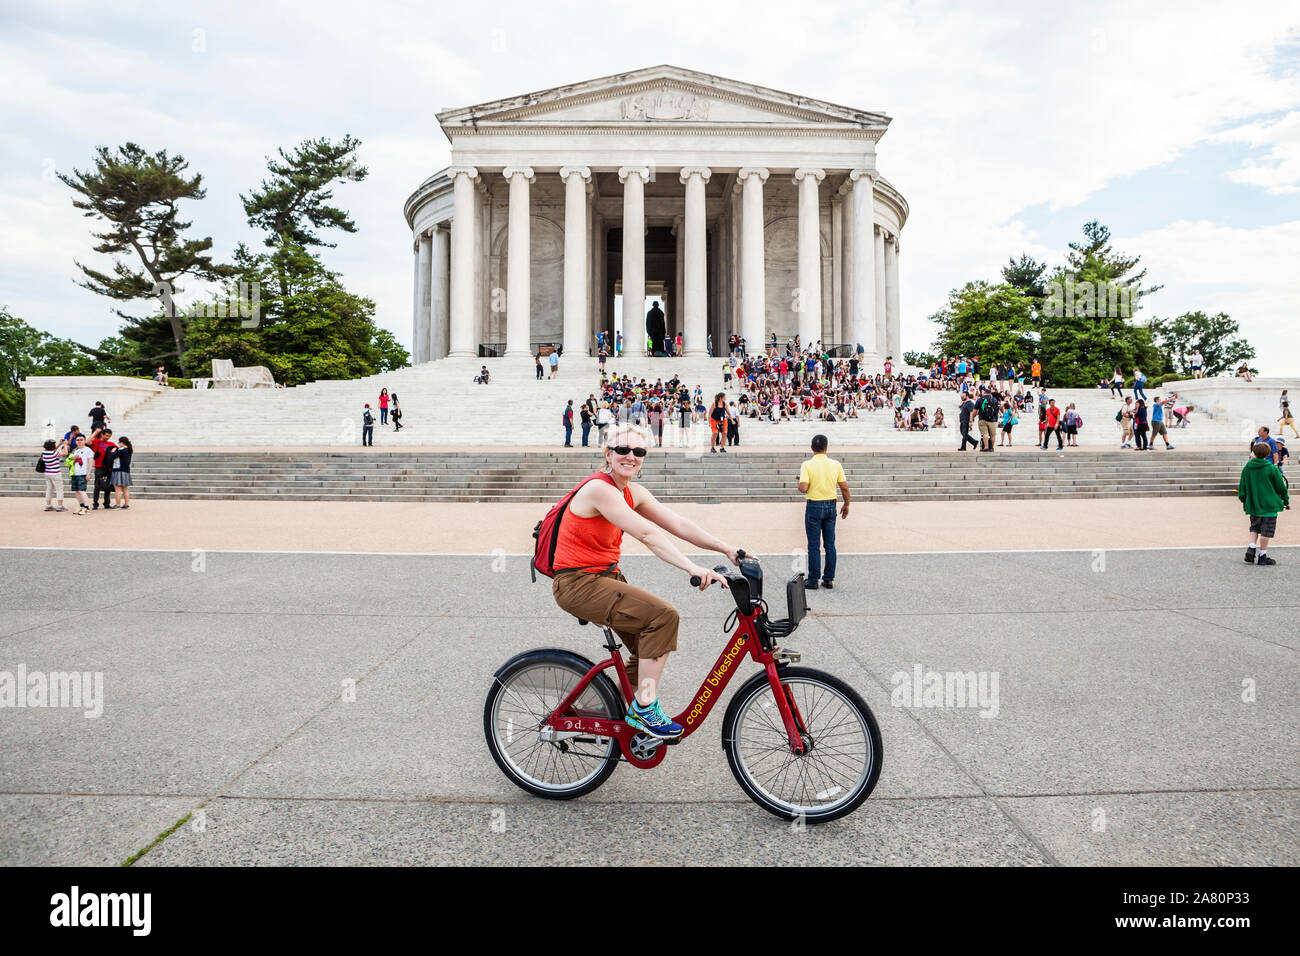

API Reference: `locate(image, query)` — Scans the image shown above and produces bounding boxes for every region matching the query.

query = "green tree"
[1001,253,1050,306]
[242,136,368,249]
[59,143,236,372]
[1149,310,1255,376]
[1063,219,1162,308]
[0,308,99,425]
[182,242,407,386]
[930,281,1037,368]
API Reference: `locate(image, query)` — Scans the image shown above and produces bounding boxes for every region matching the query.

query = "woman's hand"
[691,566,730,591]
[722,545,743,566]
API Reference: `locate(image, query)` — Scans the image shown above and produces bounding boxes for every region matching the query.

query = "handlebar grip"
[689,575,702,587]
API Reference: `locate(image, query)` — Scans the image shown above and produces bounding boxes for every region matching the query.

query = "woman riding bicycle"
[550,423,737,740]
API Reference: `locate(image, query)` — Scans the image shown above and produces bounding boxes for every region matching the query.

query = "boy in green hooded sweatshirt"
[1240,443,1290,565]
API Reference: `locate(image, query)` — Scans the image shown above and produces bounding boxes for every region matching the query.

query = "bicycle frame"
[540,607,808,768]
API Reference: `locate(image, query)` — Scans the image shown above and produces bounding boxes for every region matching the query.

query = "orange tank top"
[552,472,634,574]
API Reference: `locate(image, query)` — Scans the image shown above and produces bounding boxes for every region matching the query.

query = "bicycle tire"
[722,667,882,823]
[484,648,622,800]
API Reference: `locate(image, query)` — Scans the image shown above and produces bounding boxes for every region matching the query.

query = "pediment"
[438,65,889,133]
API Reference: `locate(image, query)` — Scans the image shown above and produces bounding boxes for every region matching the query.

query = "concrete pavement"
[1,548,1295,866]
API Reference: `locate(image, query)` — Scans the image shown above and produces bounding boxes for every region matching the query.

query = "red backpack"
[531,471,618,582]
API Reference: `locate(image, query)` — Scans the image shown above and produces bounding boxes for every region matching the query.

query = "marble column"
[831,198,843,348]
[672,215,683,343]
[415,230,432,364]
[680,166,711,356]
[738,167,769,353]
[848,169,877,357]
[793,168,824,349]
[619,166,649,356]
[503,167,534,357]
[430,222,450,361]
[874,226,888,357]
[559,166,590,358]
[411,237,422,362]
[885,234,901,361]
[838,180,854,349]
[448,167,479,357]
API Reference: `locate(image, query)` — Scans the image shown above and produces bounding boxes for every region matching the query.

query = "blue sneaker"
[625,699,683,739]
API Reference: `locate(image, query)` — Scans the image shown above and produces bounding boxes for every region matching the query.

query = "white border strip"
[0,545,1289,557]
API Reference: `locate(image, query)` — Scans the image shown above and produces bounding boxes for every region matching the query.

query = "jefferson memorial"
[404,65,909,362]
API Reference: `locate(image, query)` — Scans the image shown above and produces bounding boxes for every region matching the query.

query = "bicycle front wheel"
[484,649,622,800]
[722,667,882,823]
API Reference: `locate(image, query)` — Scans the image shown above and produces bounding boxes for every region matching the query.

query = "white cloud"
[1126,219,1300,371]
[1215,110,1300,193]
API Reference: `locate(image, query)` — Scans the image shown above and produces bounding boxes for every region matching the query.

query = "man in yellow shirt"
[798,434,851,590]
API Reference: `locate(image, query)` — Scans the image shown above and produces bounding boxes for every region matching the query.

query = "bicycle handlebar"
[689,549,747,587]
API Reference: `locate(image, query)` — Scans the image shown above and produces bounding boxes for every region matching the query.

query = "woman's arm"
[629,484,739,565]
[583,482,730,586]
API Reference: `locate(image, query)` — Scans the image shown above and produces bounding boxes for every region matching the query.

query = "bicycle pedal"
[773,648,802,663]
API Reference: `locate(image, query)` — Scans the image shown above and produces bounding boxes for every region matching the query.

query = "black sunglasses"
[610,445,648,458]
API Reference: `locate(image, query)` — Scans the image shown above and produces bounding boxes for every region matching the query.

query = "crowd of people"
[35,403,133,514]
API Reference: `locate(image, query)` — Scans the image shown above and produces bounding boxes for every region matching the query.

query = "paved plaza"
[1,546,1296,866]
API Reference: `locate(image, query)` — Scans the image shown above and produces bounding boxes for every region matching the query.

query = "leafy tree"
[1063,219,1162,308]
[904,350,937,368]
[59,143,236,371]
[1001,254,1050,305]
[1038,297,1166,387]
[1149,310,1255,376]
[182,241,407,386]
[0,308,99,425]
[930,281,1037,368]
[241,136,368,250]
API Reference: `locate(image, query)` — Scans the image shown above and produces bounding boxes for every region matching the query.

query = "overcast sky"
[1,0,1297,373]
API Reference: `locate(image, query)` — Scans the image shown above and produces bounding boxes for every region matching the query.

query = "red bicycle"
[484,553,883,822]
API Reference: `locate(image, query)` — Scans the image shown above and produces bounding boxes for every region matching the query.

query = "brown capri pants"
[552,568,680,693]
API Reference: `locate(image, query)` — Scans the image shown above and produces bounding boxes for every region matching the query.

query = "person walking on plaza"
[1132,366,1147,401]
[1191,350,1204,378]
[549,349,560,379]
[1240,442,1290,565]
[535,354,544,380]
[1132,399,1149,450]
[1031,358,1041,388]
[362,404,375,446]
[109,437,133,508]
[70,433,94,515]
[798,435,850,590]
[1279,390,1298,439]
[727,401,740,447]
[709,393,728,453]
[1041,399,1064,450]
[378,388,390,425]
[998,402,1017,447]
[1150,395,1175,449]
[89,427,117,509]
[579,402,592,447]
[563,400,574,447]
[1109,367,1125,399]
[39,438,68,511]
[958,392,979,450]
[707,333,713,357]
[391,397,402,431]
[88,401,110,432]
[616,330,623,357]
[976,387,999,452]
[1118,397,1134,448]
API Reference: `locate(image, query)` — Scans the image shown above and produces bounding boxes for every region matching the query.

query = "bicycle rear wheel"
[484,649,622,800]
[722,667,882,823]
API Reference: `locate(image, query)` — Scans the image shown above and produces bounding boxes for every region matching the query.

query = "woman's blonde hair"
[601,423,652,474]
